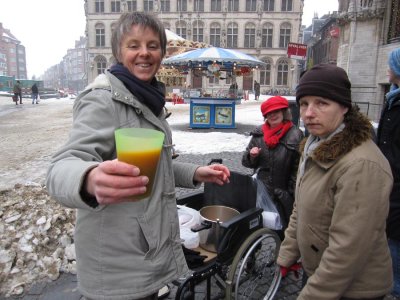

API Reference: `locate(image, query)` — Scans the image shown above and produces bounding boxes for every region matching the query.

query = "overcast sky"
[0,0,337,79]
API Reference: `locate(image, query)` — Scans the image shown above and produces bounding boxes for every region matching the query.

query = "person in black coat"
[31,83,39,104]
[242,96,303,231]
[377,47,400,298]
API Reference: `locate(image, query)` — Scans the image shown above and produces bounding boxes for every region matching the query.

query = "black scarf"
[109,63,165,116]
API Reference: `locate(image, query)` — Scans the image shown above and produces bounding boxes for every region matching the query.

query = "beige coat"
[278,109,393,300]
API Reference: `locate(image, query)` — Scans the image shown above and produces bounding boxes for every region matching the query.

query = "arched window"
[95,23,106,47]
[176,21,187,39]
[244,23,256,48]
[277,59,289,86]
[279,23,291,48]
[94,55,107,75]
[261,23,273,48]
[210,23,221,47]
[193,21,204,42]
[227,22,238,48]
[260,59,272,85]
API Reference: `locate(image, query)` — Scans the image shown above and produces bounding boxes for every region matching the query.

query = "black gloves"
[182,246,207,268]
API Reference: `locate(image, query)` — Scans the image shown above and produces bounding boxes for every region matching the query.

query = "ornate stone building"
[337,0,400,120]
[84,0,304,93]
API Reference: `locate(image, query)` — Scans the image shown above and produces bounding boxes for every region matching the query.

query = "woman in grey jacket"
[46,12,230,300]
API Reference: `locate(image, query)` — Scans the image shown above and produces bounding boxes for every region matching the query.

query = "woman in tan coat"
[277,64,393,300]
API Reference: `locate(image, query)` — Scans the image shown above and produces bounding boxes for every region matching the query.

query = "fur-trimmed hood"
[299,108,373,163]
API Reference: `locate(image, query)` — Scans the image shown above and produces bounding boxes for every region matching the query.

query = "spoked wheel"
[225,228,281,300]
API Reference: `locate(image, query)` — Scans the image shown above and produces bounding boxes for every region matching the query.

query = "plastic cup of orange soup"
[115,128,165,200]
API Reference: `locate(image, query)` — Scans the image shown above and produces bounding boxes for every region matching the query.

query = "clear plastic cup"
[115,128,165,200]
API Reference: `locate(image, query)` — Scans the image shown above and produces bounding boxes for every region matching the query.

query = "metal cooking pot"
[191,205,240,252]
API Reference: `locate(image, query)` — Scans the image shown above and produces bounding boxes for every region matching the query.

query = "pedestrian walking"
[377,47,400,299]
[254,80,260,100]
[31,83,39,104]
[46,12,230,300]
[13,80,22,105]
[278,63,393,300]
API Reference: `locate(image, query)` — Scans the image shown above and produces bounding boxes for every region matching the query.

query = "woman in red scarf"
[242,96,303,232]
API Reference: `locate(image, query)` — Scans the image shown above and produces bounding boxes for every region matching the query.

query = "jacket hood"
[300,108,372,163]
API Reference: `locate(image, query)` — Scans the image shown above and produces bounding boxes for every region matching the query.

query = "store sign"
[287,42,307,60]
[330,27,340,37]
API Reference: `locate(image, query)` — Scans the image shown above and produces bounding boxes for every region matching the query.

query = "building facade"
[0,23,27,79]
[42,36,87,94]
[337,0,400,121]
[85,0,304,94]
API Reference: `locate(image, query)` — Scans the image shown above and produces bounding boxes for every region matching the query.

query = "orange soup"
[117,148,162,200]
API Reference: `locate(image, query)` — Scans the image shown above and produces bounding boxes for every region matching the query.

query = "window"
[227,0,239,11]
[211,0,222,11]
[160,0,170,11]
[388,0,400,43]
[95,24,106,47]
[126,0,137,11]
[144,0,153,11]
[244,23,256,48]
[246,0,257,11]
[111,0,121,12]
[193,21,204,42]
[360,0,373,7]
[281,0,292,11]
[260,60,271,85]
[210,23,221,47]
[279,23,291,48]
[194,0,204,12]
[96,56,107,75]
[177,0,187,11]
[261,23,273,48]
[227,23,238,48]
[95,0,104,12]
[176,21,187,39]
[277,60,289,85]
[263,0,274,11]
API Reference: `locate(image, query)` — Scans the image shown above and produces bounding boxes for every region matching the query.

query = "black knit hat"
[296,64,352,108]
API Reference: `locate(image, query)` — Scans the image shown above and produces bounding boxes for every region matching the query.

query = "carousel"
[162,47,267,128]
[156,30,209,93]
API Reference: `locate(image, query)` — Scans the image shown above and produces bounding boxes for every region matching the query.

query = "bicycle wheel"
[225,228,281,300]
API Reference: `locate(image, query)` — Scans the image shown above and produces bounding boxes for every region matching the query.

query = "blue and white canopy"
[162,47,266,70]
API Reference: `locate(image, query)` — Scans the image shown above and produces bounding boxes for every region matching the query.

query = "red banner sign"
[287,42,307,60]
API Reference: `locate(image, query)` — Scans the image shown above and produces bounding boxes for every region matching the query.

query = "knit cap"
[296,64,352,108]
[389,48,400,77]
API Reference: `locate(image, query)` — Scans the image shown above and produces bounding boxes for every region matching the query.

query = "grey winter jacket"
[46,72,199,299]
